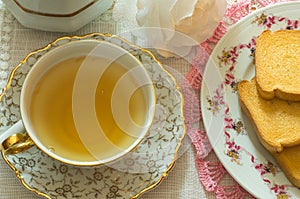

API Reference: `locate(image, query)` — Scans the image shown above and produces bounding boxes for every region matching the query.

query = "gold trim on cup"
[13,0,98,17]
[2,133,34,155]
[0,32,186,199]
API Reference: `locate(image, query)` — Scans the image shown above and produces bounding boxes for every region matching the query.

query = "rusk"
[238,78,300,153]
[255,30,300,101]
[271,146,300,188]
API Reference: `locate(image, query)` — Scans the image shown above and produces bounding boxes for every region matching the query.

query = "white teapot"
[3,0,113,32]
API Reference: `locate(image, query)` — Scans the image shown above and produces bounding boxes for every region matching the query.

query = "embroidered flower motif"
[250,47,256,59]
[218,50,232,66]
[207,97,221,114]
[106,185,120,199]
[27,159,36,168]
[207,84,225,115]
[226,149,239,161]
[231,120,245,134]
[63,184,72,192]
[148,167,157,174]
[252,13,299,29]
[253,13,272,27]
[277,194,289,199]
[226,141,241,157]
[264,161,277,175]
[110,185,119,193]
[155,75,165,89]
[59,165,68,174]
[223,107,247,166]
[93,172,103,181]
[17,157,30,171]
[230,81,238,92]
[218,46,240,67]
[271,184,290,199]
[255,161,277,176]
[124,158,135,166]
[146,160,156,167]
[53,184,77,197]
[106,192,115,199]
[55,187,64,195]
[224,109,246,136]
[19,157,28,166]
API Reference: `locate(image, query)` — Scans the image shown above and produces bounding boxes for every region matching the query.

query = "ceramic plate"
[0,33,185,198]
[201,2,300,198]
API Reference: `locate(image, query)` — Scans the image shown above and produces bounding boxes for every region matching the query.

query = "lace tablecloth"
[0,0,291,198]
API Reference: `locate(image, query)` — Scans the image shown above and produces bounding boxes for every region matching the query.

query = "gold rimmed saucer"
[0,33,185,198]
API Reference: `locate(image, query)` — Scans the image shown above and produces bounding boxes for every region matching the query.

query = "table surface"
[0,0,238,198]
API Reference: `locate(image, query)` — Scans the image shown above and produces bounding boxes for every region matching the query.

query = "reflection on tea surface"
[30,56,148,162]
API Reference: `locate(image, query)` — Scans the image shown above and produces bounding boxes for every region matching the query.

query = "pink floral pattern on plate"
[193,1,300,198]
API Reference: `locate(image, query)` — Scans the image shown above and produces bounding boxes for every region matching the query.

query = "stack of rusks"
[238,30,300,188]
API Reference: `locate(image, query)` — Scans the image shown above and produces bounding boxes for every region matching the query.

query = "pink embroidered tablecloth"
[0,0,293,198]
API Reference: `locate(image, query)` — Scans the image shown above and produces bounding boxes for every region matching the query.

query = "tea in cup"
[2,40,155,166]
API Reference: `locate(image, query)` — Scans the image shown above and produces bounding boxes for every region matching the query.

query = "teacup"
[0,40,155,166]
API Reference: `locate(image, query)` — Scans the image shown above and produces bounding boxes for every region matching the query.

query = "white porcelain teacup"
[1,40,155,166]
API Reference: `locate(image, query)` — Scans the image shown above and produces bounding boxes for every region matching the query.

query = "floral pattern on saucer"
[0,33,185,199]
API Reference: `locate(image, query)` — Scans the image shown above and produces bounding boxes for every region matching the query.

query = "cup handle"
[0,120,34,155]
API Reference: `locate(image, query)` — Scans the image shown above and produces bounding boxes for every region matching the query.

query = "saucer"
[0,33,185,198]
